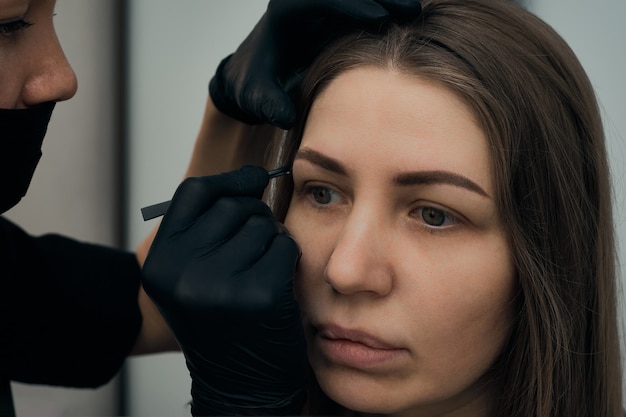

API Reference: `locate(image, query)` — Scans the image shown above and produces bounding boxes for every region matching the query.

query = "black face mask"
[0,102,55,214]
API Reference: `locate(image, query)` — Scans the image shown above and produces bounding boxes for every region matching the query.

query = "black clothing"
[0,102,55,213]
[0,215,142,410]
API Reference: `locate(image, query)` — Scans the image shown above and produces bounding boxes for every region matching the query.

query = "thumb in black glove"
[209,0,422,129]
[142,165,307,415]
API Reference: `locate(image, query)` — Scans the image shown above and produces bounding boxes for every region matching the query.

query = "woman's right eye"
[0,19,33,36]
[307,185,340,205]
[296,184,344,208]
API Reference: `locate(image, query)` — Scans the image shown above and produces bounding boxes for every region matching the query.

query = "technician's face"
[0,0,76,109]
[285,67,516,417]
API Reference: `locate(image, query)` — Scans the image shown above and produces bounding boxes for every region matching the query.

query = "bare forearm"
[130,286,180,354]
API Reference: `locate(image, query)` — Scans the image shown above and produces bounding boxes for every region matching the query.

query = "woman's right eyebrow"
[294,147,347,176]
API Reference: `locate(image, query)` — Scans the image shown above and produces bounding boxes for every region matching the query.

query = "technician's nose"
[324,207,394,296]
[21,33,77,107]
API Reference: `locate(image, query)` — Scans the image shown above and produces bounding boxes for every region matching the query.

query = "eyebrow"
[294,147,490,198]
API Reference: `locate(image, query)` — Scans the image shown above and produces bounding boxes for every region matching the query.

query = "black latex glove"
[209,0,422,129]
[142,166,306,416]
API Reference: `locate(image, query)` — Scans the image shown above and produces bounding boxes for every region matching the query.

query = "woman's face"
[285,67,516,416]
[0,0,76,108]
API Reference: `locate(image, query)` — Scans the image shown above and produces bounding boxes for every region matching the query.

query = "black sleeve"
[0,216,142,388]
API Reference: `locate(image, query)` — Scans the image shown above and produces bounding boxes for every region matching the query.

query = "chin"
[313,365,407,415]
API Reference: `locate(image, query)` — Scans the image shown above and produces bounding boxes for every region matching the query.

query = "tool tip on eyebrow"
[267,166,291,178]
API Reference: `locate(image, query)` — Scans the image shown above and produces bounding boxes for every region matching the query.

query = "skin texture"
[285,66,517,417]
[0,0,76,108]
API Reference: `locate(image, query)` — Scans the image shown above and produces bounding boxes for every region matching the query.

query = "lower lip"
[316,334,408,369]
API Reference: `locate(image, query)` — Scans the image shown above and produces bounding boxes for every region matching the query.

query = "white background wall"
[125,0,626,415]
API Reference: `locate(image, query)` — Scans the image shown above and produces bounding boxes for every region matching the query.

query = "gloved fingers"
[270,0,392,25]
[216,231,300,316]
[142,205,261,307]
[212,217,295,301]
[279,0,422,55]
[164,166,269,227]
[213,214,283,271]
[269,0,421,30]
[213,48,296,128]
[169,214,283,314]
[212,71,295,129]
[208,55,262,126]
[189,196,274,247]
[249,232,301,300]
[240,78,296,129]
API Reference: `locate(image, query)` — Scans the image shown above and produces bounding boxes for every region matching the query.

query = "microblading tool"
[140,166,291,221]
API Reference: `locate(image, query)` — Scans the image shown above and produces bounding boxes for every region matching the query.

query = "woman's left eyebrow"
[394,171,490,198]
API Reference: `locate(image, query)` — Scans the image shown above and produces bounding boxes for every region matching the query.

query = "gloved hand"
[209,0,422,129]
[141,166,307,416]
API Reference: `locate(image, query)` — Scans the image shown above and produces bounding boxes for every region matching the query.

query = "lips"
[313,323,409,368]
[317,324,401,349]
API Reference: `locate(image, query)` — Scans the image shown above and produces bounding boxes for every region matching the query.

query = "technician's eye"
[0,19,33,36]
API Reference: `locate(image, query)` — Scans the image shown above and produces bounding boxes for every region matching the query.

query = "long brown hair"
[266,0,622,415]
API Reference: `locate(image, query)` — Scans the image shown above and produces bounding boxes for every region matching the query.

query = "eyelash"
[0,19,34,36]
[299,183,459,233]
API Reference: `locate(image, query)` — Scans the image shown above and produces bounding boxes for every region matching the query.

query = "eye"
[415,206,458,228]
[307,185,340,205]
[0,19,33,36]
[421,207,445,226]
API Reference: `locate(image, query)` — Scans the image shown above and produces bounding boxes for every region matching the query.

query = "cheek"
[424,241,516,324]
[393,232,517,349]
[423,242,517,364]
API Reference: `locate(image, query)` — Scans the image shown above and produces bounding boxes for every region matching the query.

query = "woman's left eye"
[415,206,458,228]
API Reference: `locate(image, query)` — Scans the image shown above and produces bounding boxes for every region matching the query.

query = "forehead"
[300,66,493,190]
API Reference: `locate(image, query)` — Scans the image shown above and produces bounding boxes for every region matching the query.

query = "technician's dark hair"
[266,0,622,415]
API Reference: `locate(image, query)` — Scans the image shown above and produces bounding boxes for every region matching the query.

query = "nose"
[324,205,394,296]
[21,32,77,107]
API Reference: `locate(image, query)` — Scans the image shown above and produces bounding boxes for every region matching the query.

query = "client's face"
[285,66,516,417]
